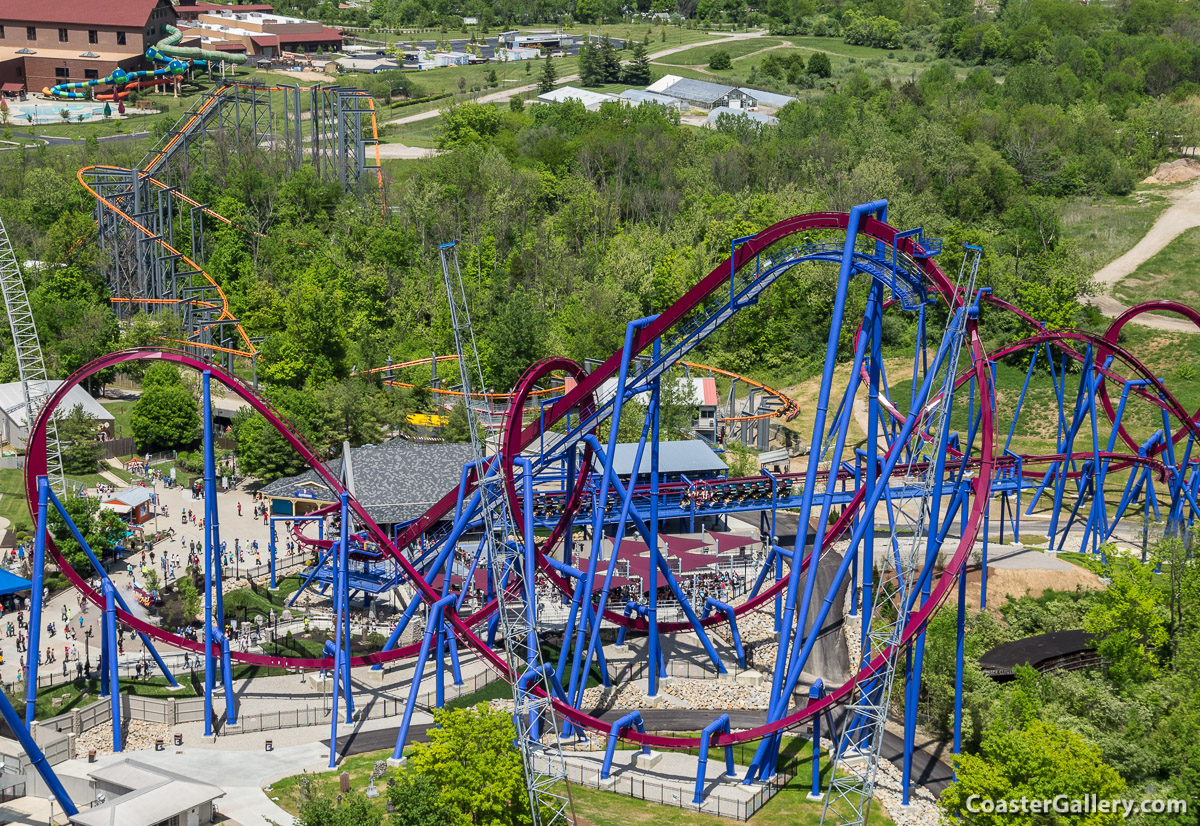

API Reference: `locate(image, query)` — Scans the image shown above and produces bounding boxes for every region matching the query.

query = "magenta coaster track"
[23,208,1200,765]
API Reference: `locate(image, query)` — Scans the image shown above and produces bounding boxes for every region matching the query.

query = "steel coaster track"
[24,212,1200,761]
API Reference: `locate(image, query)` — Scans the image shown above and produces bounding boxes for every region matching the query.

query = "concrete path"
[1092,177,1200,333]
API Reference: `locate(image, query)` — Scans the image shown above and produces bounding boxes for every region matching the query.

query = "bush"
[708,50,732,71]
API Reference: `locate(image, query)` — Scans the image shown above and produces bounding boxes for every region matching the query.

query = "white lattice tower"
[0,216,66,495]
[439,241,575,826]
[820,246,981,826]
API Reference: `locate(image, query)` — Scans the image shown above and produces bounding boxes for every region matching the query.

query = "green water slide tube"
[151,24,248,66]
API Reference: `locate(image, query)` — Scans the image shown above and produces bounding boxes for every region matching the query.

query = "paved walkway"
[1092,177,1200,332]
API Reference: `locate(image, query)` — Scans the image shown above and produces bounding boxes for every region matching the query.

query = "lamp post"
[84,626,92,674]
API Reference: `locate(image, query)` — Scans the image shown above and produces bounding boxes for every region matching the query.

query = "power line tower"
[439,241,575,826]
[0,216,66,496]
[820,246,981,826]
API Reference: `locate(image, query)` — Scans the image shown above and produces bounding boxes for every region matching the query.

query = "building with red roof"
[177,6,341,57]
[0,0,177,94]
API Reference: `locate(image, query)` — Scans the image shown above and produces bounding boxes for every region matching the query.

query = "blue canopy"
[0,568,31,596]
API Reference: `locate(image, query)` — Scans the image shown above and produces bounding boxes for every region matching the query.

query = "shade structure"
[661,533,708,555]
[672,552,718,573]
[0,568,31,595]
[706,530,758,554]
[615,537,650,556]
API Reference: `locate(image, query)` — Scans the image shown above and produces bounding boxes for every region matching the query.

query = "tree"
[1084,552,1169,685]
[599,36,622,83]
[406,705,529,825]
[578,42,602,86]
[438,102,502,149]
[142,361,184,390]
[537,56,557,94]
[509,95,524,113]
[486,69,497,86]
[294,777,383,826]
[387,772,452,826]
[942,671,1127,825]
[56,404,102,474]
[130,383,200,452]
[708,49,732,71]
[176,573,201,622]
[621,41,652,86]
[807,51,832,78]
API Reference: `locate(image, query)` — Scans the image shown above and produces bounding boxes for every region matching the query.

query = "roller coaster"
[82,78,381,378]
[6,78,1200,821]
[11,192,1200,822]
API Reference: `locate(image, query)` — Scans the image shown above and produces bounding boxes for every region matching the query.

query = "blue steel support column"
[516,458,540,668]
[761,249,882,780]
[45,488,178,687]
[203,372,235,727]
[0,687,76,815]
[953,524,967,755]
[338,492,354,722]
[24,476,48,727]
[648,337,663,697]
[808,679,826,800]
[765,200,885,739]
[862,279,883,656]
[103,580,122,752]
[391,595,455,762]
[565,316,657,716]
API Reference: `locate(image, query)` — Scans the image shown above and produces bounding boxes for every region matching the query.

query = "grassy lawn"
[223,575,306,623]
[657,39,783,66]
[775,35,907,62]
[1112,224,1200,307]
[0,468,31,530]
[101,401,136,442]
[1062,191,1173,272]
[266,733,894,826]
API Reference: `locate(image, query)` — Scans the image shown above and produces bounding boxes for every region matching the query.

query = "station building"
[260,439,475,533]
[0,0,177,95]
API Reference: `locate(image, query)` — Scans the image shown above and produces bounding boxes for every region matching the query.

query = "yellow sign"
[407,413,449,428]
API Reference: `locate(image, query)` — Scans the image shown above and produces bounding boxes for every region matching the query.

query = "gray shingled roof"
[260,440,475,525]
[659,78,737,105]
[593,440,728,476]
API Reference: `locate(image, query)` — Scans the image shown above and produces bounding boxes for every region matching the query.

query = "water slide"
[45,25,247,99]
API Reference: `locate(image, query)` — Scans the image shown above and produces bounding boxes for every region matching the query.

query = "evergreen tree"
[621,40,652,86]
[578,42,602,86]
[537,55,557,93]
[599,36,622,83]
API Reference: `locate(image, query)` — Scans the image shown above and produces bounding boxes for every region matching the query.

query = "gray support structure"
[0,217,66,495]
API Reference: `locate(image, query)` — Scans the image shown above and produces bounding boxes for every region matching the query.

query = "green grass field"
[1113,225,1200,307]
[657,39,783,66]
[265,732,895,826]
[1062,191,1173,271]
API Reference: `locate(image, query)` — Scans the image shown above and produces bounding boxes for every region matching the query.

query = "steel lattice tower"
[0,216,65,496]
[439,241,576,826]
[820,246,981,826]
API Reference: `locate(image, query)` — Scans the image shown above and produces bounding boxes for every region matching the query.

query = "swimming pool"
[1,99,108,125]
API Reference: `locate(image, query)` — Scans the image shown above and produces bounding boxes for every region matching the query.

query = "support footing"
[806,792,826,802]
[633,750,662,770]
[386,757,407,768]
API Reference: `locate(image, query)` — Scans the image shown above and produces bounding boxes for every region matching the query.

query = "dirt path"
[1092,177,1200,333]
[386,30,768,126]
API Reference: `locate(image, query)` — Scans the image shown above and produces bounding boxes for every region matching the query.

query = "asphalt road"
[323,707,954,796]
[2,129,151,147]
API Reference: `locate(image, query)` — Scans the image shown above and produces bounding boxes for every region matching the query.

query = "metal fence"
[558,759,789,821]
